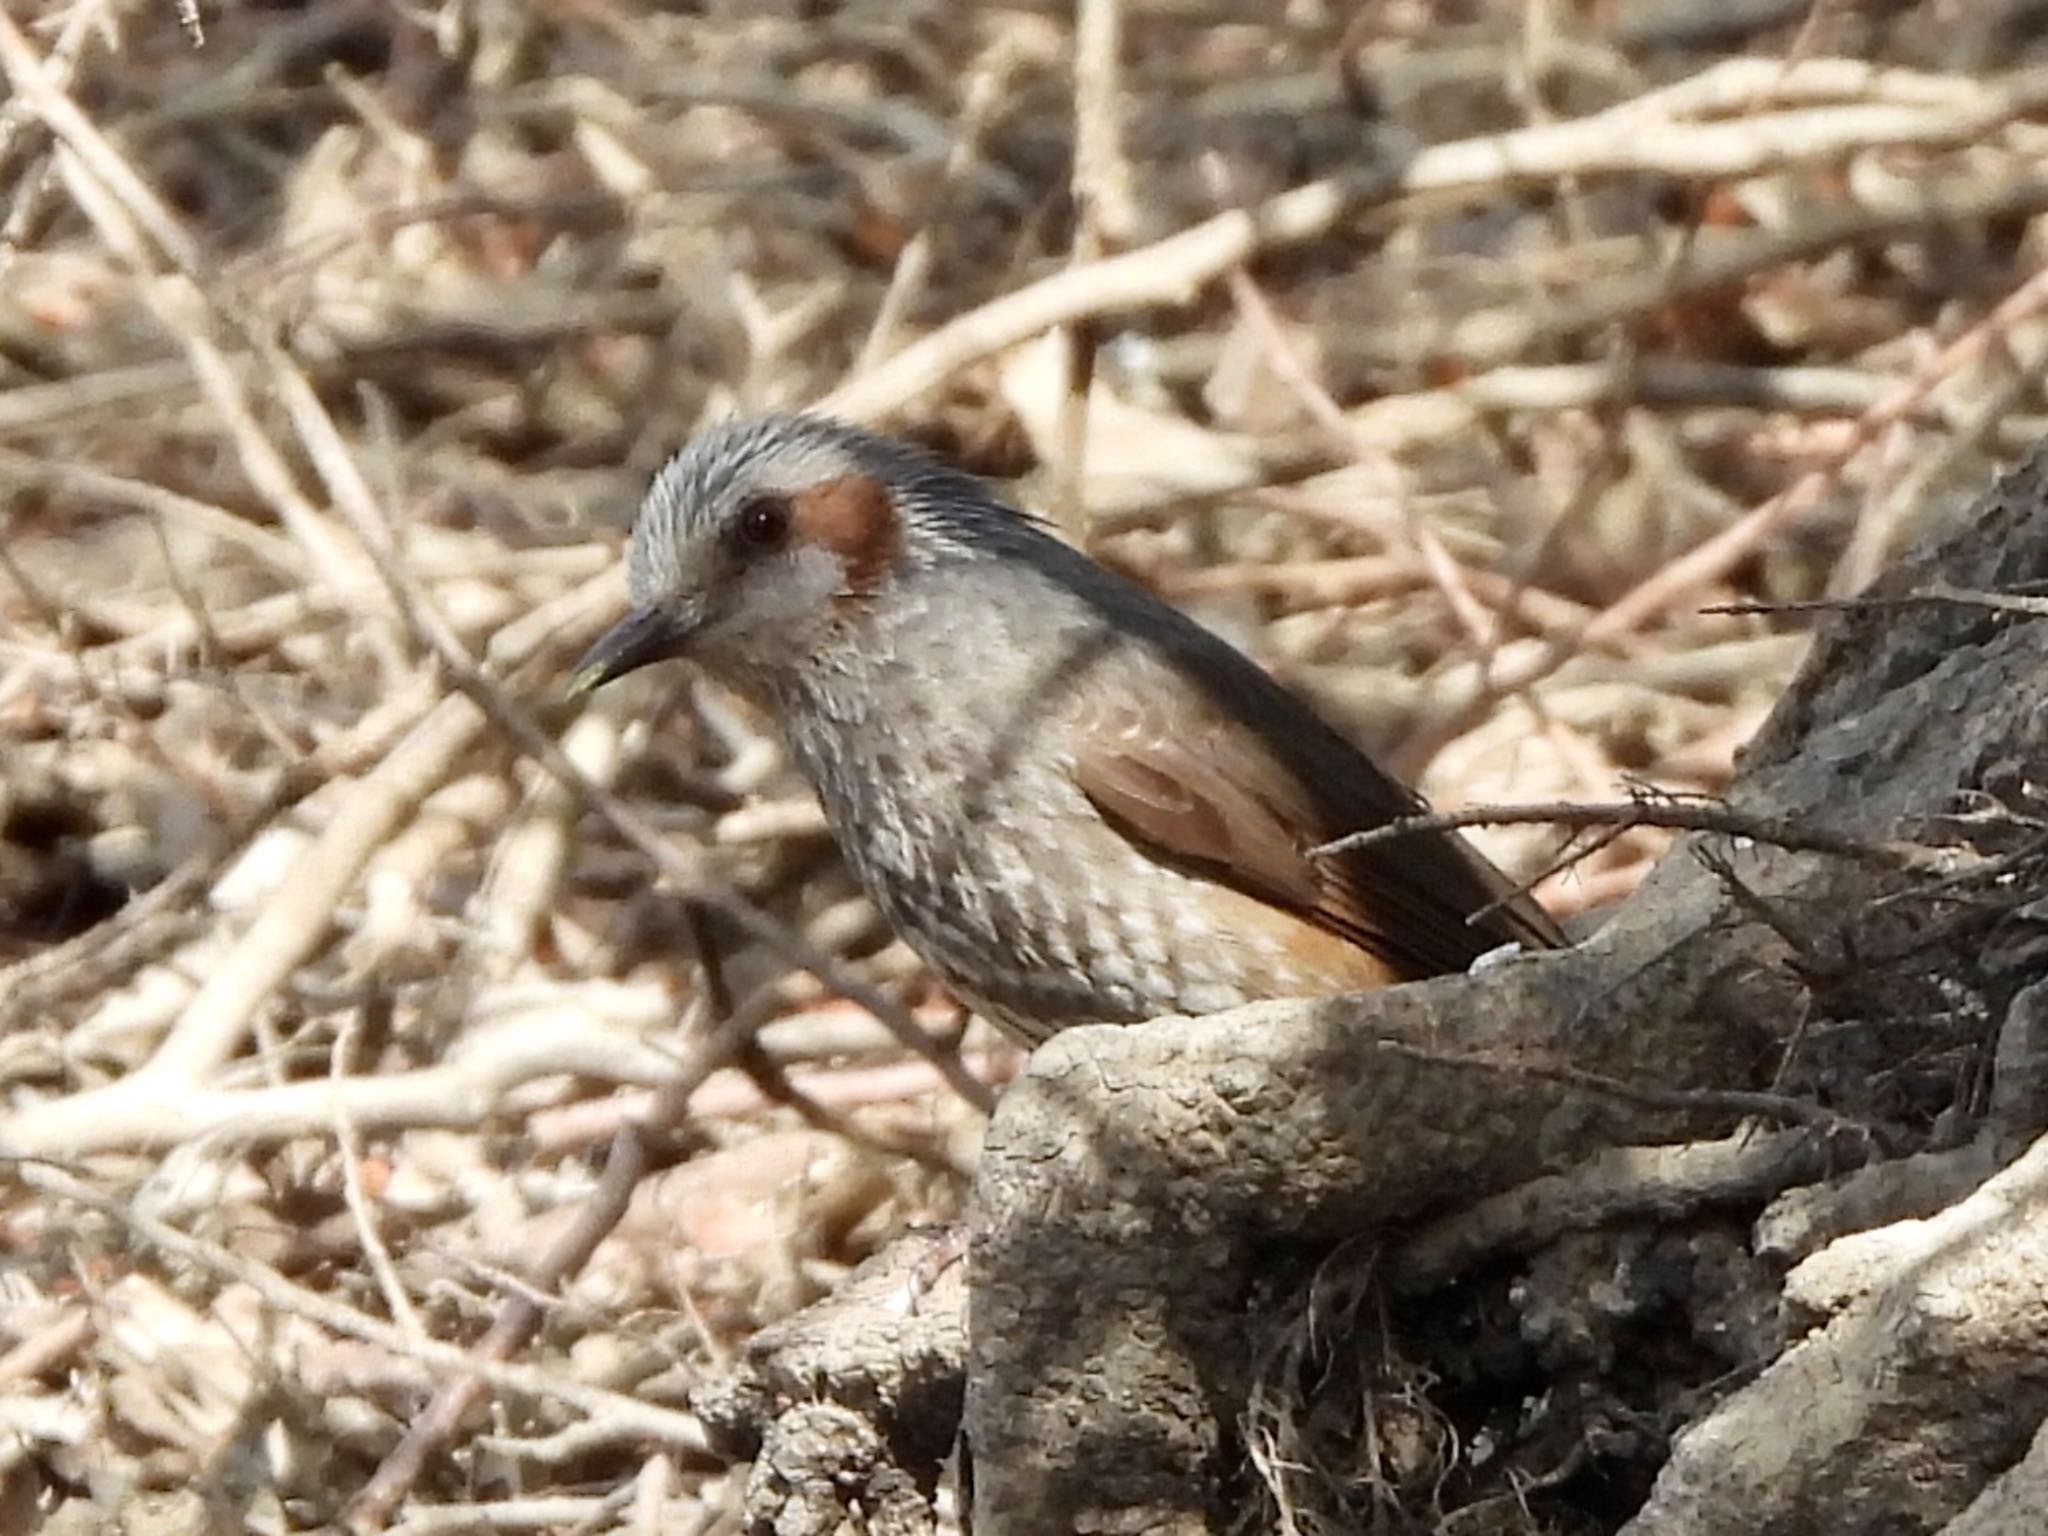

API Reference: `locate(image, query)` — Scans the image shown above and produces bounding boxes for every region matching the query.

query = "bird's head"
[571,415,1014,700]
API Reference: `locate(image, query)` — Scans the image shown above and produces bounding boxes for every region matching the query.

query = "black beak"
[569,603,696,697]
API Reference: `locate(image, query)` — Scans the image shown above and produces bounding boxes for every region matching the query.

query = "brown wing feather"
[1068,665,1562,980]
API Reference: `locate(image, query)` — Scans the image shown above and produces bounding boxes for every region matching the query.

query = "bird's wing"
[1067,666,1561,979]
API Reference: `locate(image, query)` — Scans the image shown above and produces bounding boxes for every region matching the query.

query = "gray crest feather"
[628,414,1048,603]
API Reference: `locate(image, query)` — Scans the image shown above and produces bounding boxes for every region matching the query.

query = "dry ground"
[4,0,2048,1530]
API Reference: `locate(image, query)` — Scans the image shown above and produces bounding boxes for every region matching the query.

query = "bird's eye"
[732,494,793,554]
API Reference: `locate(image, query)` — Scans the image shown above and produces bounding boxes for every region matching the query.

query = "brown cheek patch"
[791,473,904,602]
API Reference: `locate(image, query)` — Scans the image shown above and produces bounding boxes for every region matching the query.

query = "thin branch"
[820,63,2048,423]
[1706,582,2048,622]
[344,990,760,1532]
[18,1161,715,1458]
[1313,797,1963,873]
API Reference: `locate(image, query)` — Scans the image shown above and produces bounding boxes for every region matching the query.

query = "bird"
[572,414,1565,1046]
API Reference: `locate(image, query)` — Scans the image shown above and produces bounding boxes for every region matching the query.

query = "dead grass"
[3,0,2048,1530]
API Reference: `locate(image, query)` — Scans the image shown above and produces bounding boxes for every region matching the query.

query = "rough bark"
[692,1235,967,1535]
[1625,1128,2048,1536]
[713,444,2048,1533]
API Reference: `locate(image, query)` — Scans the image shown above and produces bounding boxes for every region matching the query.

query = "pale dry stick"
[1048,365,1098,545]
[0,519,240,825]
[1419,260,2048,740]
[1453,167,2048,369]
[143,503,310,771]
[819,70,2048,424]
[750,997,957,1057]
[1219,50,1987,132]
[0,138,59,266]
[14,586,324,691]
[1443,357,2046,441]
[0,4,200,275]
[1050,0,1137,538]
[0,447,306,575]
[1604,56,1992,120]
[1825,407,1936,603]
[1510,0,1599,251]
[820,172,1332,422]
[37,289,624,1100]
[1584,261,2048,646]
[1652,0,1860,317]
[44,130,392,629]
[474,696,626,974]
[1202,212,1500,654]
[1818,405,2048,465]
[4,16,395,630]
[630,1454,672,1536]
[18,1161,713,1453]
[1412,564,1603,638]
[325,62,438,186]
[128,575,611,1091]
[331,1002,427,1346]
[1048,0,1130,540]
[855,39,1020,371]
[717,1036,979,1180]
[473,1417,660,1471]
[1195,157,1507,666]
[1572,6,1941,454]
[530,1048,1021,1151]
[1652,706,1772,786]
[3,977,1000,1161]
[1783,0,1852,71]
[1829,323,2048,597]
[115,704,483,1092]
[1343,354,2048,467]
[385,1496,630,1536]
[401,538,613,585]
[345,993,764,1534]
[0,359,198,436]
[1408,503,1504,650]
[0,3,72,159]
[0,0,108,270]
[233,183,623,291]
[633,76,956,159]
[1562,79,2048,175]
[1072,0,1138,249]
[150,278,399,631]
[727,270,849,403]
[0,678,439,1030]
[12,544,594,689]
[0,1307,94,1389]
[1159,554,1601,639]
[1509,0,1708,586]
[1156,553,1410,604]
[355,773,515,965]
[0,1010,685,1157]
[712,794,830,845]
[1753,417,1911,463]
